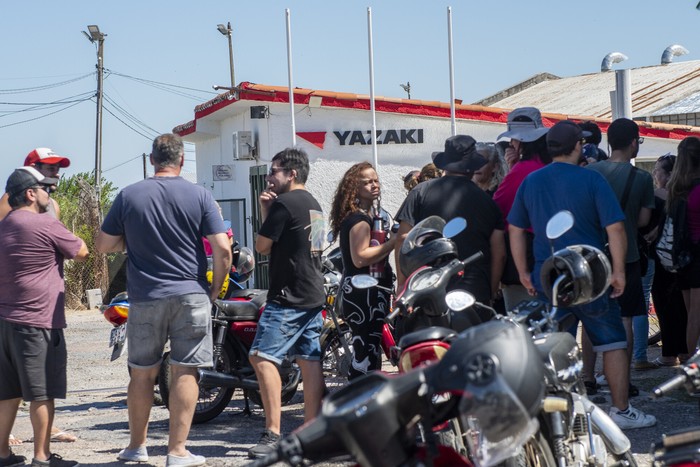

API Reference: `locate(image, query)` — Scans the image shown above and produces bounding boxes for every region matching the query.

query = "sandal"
[50,429,77,443]
[652,356,680,367]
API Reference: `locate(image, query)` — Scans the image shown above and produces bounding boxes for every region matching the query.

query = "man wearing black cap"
[0,167,88,467]
[508,120,656,429]
[395,135,506,304]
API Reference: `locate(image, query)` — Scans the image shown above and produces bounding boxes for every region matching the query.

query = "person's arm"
[394,221,413,289]
[349,220,397,269]
[637,206,651,228]
[208,232,233,302]
[95,231,125,253]
[489,229,506,300]
[605,221,627,298]
[52,198,61,219]
[255,234,273,256]
[258,189,277,223]
[508,224,535,295]
[0,193,10,221]
[73,239,89,262]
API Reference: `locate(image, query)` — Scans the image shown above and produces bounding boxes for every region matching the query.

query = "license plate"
[109,323,127,347]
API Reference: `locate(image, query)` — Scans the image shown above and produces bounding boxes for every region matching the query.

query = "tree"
[53,172,117,308]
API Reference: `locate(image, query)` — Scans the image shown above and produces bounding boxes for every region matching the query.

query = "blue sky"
[2,1,699,191]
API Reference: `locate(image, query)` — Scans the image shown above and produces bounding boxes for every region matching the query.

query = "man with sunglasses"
[248,148,326,459]
[0,148,70,222]
[0,167,88,467]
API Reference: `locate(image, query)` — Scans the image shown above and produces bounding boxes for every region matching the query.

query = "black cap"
[5,166,59,197]
[432,135,487,174]
[547,120,591,153]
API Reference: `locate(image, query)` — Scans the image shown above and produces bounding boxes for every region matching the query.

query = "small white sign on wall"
[213,164,234,181]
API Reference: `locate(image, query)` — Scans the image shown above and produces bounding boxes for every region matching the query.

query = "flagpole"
[367,7,378,168]
[286,8,297,146]
[447,6,456,136]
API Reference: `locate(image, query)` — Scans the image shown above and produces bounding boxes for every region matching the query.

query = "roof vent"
[601,52,628,72]
[661,44,689,65]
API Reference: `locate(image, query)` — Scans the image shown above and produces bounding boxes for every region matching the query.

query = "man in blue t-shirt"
[508,120,655,430]
[96,134,232,466]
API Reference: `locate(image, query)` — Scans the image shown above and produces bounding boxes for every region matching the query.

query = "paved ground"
[6,309,699,466]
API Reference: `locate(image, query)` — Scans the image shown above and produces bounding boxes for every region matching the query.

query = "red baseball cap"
[24,147,71,168]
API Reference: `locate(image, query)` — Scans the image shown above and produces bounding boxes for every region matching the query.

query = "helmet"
[231,246,255,283]
[399,216,458,277]
[540,244,611,307]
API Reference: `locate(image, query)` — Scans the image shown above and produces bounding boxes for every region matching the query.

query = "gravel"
[6,309,697,466]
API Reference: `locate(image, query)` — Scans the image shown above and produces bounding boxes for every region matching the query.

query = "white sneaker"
[595,373,608,387]
[609,404,656,429]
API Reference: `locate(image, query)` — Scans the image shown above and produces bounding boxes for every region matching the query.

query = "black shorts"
[615,260,646,318]
[0,319,67,401]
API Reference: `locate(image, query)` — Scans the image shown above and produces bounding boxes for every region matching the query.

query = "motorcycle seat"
[215,299,262,321]
[398,326,457,350]
[226,289,268,309]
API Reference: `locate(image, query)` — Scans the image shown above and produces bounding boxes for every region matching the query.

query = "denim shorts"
[553,294,627,352]
[128,293,213,369]
[249,302,323,365]
[0,319,67,401]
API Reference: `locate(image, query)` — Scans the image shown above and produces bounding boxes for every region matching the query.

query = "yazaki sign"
[296,129,425,149]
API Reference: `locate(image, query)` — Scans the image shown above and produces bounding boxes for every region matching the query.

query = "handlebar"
[652,352,700,398]
[461,251,484,268]
[653,374,688,398]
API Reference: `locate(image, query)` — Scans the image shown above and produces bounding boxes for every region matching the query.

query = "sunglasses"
[33,185,52,193]
[267,167,288,177]
[637,137,645,145]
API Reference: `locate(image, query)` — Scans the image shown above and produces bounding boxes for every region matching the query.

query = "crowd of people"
[1,111,700,465]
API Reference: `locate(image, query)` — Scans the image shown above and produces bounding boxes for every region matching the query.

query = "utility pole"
[217,22,235,87]
[142,153,148,179]
[83,25,106,204]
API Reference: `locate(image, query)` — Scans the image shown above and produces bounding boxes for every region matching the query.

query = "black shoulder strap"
[620,166,637,210]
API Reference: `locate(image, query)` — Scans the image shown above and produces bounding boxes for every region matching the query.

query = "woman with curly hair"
[330,162,396,379]
[667,136,700,355]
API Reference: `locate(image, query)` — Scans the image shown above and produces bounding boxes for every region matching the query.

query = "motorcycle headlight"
[459,360,538,466]
[410,269,442,291]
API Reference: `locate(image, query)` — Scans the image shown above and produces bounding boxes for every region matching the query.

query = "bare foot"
[8,434,22,446]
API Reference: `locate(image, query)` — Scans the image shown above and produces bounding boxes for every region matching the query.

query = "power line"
[0,73,95,94]
[103,154,143,173]
[0,92,94,117]
[101,103,154,141]
[107,69,216,101]
[0,100,88,129]
[103,94,160,137]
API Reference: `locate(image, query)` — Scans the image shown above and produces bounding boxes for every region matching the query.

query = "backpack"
[655,197,693,273]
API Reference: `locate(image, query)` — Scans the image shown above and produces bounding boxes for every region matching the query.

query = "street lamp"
[82,24,106,202]
[217,22,235,88]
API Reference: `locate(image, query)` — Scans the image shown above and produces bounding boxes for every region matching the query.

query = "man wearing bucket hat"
[395,135,506,304]
[493,107,552,311]
[0,148,70,222]
[0,167,88,467]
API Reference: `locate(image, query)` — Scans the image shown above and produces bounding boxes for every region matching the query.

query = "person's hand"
[609,271,626,298]
[259,189,277,207]
[519,271,536,296]
[505,146,520,169]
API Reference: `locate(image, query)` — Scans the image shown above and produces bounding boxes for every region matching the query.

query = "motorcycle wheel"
[244,360,300,408]
[320,323,353,379]
[500,431,556,467]
[159,342,236,424]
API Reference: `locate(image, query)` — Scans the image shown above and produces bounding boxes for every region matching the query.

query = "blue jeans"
[633,260,654,362]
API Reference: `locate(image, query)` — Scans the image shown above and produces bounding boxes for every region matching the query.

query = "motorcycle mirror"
[443,217,467,239]
[327,231,335,243]
[445,289,476,311]
[351,274,379,289]
[545,211,574,240]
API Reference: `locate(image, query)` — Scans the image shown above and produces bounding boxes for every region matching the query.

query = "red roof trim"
[174,81,700,141]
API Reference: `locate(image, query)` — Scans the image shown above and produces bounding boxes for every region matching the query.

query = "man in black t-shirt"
[395,135,506,304]
[248,148,326,459]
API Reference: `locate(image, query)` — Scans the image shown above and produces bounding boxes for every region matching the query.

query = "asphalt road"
[5,310,699,466]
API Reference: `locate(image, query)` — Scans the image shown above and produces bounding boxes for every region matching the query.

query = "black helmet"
[399,216,458,277]
[433,320,545,463]
[540,244,611,307]
[231,246,255,283]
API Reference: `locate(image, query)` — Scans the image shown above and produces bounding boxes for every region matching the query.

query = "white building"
[174,82,700,285]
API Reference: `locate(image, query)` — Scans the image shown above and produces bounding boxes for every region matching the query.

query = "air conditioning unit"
[232,131,254,160]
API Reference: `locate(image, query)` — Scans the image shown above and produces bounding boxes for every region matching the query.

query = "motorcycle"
[158,245,302,424]
[504,211,637,467]
[248,318,548,467]
[651,349,700,466]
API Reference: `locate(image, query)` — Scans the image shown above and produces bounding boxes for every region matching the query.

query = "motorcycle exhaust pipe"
[198,369,260,391]
[573,393,631,455]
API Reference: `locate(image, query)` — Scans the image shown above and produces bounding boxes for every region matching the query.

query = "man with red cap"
[0,148,70,221]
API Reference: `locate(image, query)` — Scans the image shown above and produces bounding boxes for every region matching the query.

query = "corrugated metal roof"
[484,60,700,119]
[652,90,700,116]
